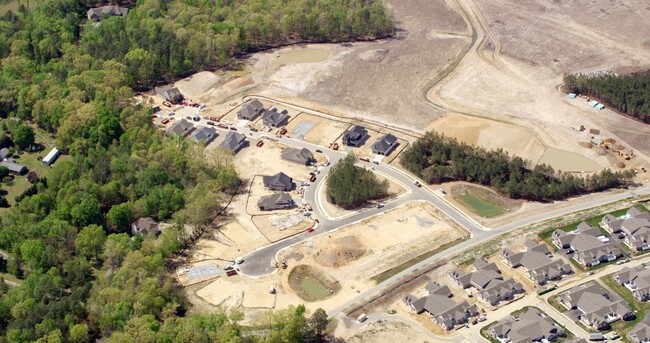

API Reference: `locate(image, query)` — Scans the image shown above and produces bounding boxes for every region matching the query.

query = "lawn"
[457,193,506,218]
[600,274,650,341]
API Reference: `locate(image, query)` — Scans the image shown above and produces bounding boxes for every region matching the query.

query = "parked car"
[210,117,219,122]
[161,118,170,124]
[332,143,339,150]
[315,149,323,153]
[280,128,288,135]
[186,116,192,120]
[413,181,422,187]
[150,114,157,119]
[309,175,316,183]
[306,228,315,232]
[163,101,172,107]
[235,257,244,264]
[376,203,384,208]
[218,123,229,129]
[256,140,264,147]
[167,110,175,116]
[250,127,258,132]
[359,157,370,162]
[224,265,234,271]
[230,127,237,131]
[207,121,216,126]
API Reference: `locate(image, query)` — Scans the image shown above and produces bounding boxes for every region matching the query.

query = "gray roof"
[87,5,128,21]
[132,217,159,236]
[167,119,194,137]
[237,99,264,120]
[403,283,477,330]
[562,282,631,327]
[0,160,26,174]
[154,86,182,102]
[629,322,650,343]
[189,126,218,145]
[281,148,314,165]
[503,241,571,284]
[371,133,398,154]
[0,148,9,160]
[343,125,368,145]
[257,193,293,210]
[615,266,650,298]
[478,278,524,304]
[262,108,289,127]
[490,308,563,343]
[262,172,293,190]
[219,132,246,152]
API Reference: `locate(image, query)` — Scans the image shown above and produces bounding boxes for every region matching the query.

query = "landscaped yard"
[457,193,506,218]
[600,274,650,342]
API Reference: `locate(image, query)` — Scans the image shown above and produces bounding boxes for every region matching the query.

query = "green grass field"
[458,193,506,218]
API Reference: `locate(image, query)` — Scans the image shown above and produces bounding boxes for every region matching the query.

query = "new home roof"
[502,241,572,284]
[561,282,632,328]
[371,133,398,155]
[342,125,368,146]
[257,193,293,211]
[490,308,563,343]
[167,119,194,137]
[155,86,182,103]
[262,108,289,127]
[615,266,650,300]
[403,282,477,330]
[189,126,218,145]
[281,148,314,165]
[219,132,246,152]
[262,172,293,191]
[237,99,265,120]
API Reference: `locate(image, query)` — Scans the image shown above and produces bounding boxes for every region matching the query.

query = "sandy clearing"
[193,221,268,262]
[196,275,244,306]
[252,214,312,243]
[175,71,223,98]
[285,113,352,148]
[275,202,469,313]
[336,316,470,343]
[242,280,277,309]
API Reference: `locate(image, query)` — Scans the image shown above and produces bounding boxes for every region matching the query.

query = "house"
[560,282,634,330]
[219,132,247,153]
[42,147,60,166]
[371,133,398,155]
[0,160,27,175]
[614,266,650,302]
[449,260,524,306]
[403,282,478,330]
[237,99,265,120]
[342,125,368,147]
[0,148,9,160]
[262,108,289,128]
[602,207,650,252]
[87,5,128,22]
[281,148,315,166]
[262,172,293,191]
[628,318,650,343]
[501,240,572,285]
[166,119,195,137]
[489,308,566,343]
[131,217,160,237]
[189,126,218,145]
[155,86,183,103]
[257,193,293,211]
[552,224,622,267]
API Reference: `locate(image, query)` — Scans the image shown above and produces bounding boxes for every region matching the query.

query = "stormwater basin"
[300,276,330,300]
[538,147,602,172]
[278,49,330,64]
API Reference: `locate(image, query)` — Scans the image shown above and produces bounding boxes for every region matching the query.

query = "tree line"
[563,70,650,122]
[401,132,635,202]
[326,155,388,209]
[0,0,394,341]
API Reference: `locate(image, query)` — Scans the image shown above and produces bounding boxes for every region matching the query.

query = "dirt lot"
[252,214,313,243]
[192,221,268,263]
[283,112,351,148]
[276,202,468,312]
[334,316,468,343]
[230,139,315,180]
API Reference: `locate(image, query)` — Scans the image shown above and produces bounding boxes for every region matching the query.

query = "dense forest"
[326,155,388,209]
[563,70,650,122]
[0,0,393,341]
[401,132,634,202]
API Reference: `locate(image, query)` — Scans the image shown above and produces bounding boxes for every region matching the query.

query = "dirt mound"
[357,49,389,62]
[175,71,222,97]
[314,236,366,268]
[579,142,593,148]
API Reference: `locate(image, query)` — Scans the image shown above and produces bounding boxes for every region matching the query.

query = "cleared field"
[276,201,469,312]
[458,193,506,218]
[192,221,268,262]
[251,213,312,243]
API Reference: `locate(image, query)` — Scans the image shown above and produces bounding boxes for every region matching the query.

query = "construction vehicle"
[624,150,635,160]
[281,260,288,269]
[332,143,339,150]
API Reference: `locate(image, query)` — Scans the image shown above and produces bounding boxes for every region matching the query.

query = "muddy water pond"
[538,147,602,172]
[278,49,330,64]
[299,276,330,300]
